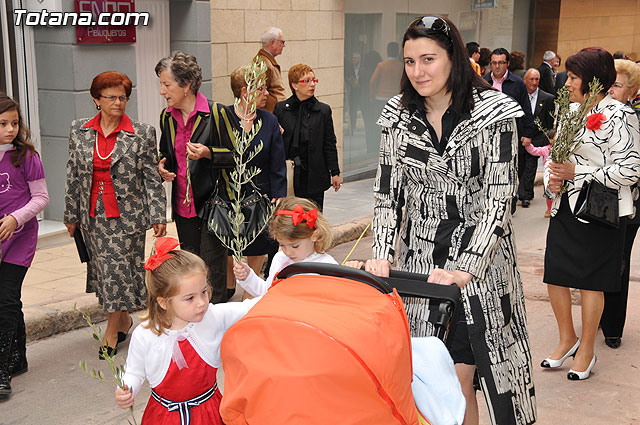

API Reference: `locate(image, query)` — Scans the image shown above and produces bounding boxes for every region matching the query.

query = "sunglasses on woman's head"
[409,16,451,39]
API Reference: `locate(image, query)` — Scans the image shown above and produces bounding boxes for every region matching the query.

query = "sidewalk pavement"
[22,179,374,342]
[21,176,640,423]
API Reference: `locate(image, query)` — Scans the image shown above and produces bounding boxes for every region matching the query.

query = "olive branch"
[74,304,138,425]
[209,56,274,262]
[535,77,603,192]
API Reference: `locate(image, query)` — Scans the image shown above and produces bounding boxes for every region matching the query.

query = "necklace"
[94,132,115,160]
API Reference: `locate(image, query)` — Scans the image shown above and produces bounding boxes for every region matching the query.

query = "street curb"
[25,216,374,343]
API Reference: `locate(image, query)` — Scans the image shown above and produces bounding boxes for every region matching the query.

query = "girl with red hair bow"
[115,237,258,424]
[233,197,337,297]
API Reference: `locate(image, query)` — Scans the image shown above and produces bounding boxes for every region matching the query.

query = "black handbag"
[574,179,619,228]
[206,181,272,241]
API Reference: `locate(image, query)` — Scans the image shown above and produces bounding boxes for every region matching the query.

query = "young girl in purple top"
[0,94,49,398]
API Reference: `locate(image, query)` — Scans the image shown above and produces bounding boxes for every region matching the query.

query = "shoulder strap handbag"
[209,102,235,169]
[206,105,272,242]
[574,179,619,228]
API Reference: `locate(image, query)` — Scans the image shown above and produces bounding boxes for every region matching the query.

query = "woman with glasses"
[365,16,536,425]
[226,65,286,296]
[156,51,234,304]
[274,64,341,211]
[64,71,166,358]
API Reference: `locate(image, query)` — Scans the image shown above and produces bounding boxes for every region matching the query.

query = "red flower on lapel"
[586,112,606,131]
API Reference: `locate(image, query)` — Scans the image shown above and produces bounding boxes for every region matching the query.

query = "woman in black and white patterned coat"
[365,17,536,425]
[543,48,640,381]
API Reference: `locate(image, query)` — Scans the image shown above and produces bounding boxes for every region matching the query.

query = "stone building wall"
[210,0,345,169]
[556,0,640,64]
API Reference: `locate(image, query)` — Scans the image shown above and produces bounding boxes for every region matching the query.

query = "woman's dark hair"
[0,93,37,167]
[509,51,525,72]
[90,71,132,99]
[478,47,492,67]
[565,47,616,94]
[400,15,490,114]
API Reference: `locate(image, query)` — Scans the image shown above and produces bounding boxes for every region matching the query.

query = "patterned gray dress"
[373,90,536,425]
[64,116,166,312]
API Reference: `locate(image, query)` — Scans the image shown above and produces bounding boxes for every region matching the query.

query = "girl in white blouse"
[114,237,258,425]
[233,197,337,297]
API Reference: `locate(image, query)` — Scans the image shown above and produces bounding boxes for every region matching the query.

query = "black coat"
[274,95,340,194]
[555,71,568,96]
[483,72,535,138]
[158,100,233,217]
[531,89,556,147]
[226,108,287,199]
[537,62,555,94]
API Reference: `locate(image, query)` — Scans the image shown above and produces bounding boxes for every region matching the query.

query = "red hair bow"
[275,204,318,229]
[586,112,606,131]
[144,237,181,271]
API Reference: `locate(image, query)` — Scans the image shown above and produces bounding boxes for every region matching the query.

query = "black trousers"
[294,189,324,212]
[601,223,639,338]
[175,215,228,304]
[517,144,538,202]
[294,170,326,212]
[0,262,28,330]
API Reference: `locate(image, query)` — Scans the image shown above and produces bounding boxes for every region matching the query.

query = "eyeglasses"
[277,39,286,45]
[298,78,319,84]
[490,61,508,66]
[101,95,129,103]
[409,16,450,39]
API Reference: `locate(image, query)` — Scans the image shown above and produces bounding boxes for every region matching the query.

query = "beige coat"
[255,48,286,112]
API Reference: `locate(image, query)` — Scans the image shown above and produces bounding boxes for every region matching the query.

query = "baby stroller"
[220,263,464,425]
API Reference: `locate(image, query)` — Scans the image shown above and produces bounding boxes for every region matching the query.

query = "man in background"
[345,52,362,135]
[520,68,555,207]
[537,50,556,94]
[255,27,287,112]
[369,42,403,104]
[483,48,535,211]
[467,41,482,76]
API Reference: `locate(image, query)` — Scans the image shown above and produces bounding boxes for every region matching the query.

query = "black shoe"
[604,337,621,349]
[117,316,133,345]
[9,326,28,377]
[522,200,530,208]
[98,344,118,360]
[0,328,15,396]
[9,356,27,378]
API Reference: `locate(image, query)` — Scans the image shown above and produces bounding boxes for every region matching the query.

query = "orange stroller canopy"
[220,271,419,425]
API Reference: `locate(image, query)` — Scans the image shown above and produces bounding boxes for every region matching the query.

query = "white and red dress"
[122,299,259,425]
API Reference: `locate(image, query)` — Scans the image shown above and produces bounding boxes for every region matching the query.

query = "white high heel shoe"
[540,339,580,368]
[567,355,597,380]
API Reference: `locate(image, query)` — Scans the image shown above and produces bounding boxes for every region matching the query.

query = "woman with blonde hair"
[600,59,640,349]
[224,65,286,298]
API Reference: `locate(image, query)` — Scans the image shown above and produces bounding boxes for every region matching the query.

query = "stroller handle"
[277,263,392,294]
